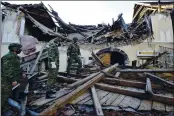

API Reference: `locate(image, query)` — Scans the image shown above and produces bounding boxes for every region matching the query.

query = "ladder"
[158,46,174,69]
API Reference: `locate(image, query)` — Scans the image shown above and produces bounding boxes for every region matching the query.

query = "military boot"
[76,69,81,75]
[46,86,56,99]
[45,90,56,99]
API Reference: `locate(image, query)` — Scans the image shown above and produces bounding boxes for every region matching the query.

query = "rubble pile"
[1,1,153,47]
[20,51,173,116]
[1,1,174,116]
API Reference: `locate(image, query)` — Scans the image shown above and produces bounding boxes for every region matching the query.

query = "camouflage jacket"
[48,42,59,62]
[1,52,21,84]
[67,43,81,56]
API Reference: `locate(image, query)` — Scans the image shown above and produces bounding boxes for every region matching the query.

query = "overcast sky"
[2,1,145,25]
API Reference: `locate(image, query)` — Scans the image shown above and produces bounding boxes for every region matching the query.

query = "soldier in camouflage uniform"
[46,38,60,99]
[67,37,82,76]
[1,43,22,114]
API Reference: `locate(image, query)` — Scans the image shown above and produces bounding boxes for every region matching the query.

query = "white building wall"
[150,13,174,43]
[2,10,21,43]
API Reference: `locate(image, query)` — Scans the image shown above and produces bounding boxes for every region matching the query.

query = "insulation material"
[20,35,39,55]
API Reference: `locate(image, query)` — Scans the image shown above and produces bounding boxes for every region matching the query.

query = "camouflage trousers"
[67,55,82,74]
[1,82,12,113]
[47,68,58,90]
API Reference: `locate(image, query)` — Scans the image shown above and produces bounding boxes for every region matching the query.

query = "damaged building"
[1,1,174,116]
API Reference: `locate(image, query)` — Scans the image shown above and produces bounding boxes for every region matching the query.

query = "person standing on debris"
[46,38,60,99]
[1,43,22,114]
[67,37,82,76]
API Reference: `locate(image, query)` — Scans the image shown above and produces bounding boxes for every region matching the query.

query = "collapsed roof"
[1,2,174,46]
[132,1,174,22]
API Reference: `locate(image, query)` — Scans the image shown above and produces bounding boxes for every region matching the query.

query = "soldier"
[1,43,22,114]
[67,37,82,76]
[46,38,60,99]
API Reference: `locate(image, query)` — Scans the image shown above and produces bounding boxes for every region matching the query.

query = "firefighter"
[46,38,60,99]
[1,43,22,115]
[67,37,82,76]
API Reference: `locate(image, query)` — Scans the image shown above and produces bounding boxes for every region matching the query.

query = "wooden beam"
[56,75,174,93]
[138,51,167,69]
[57,75,78,83]
[145,78,153,97]
[102,78,146,89]
[95,83,174,105]
[38,64,118,116]
[67,72,100,88]
[137,8,148,22]
[58,72,87,78]
[67,64,118,88]
[91,86,104,116]
[114,69,173,73]
[145,73,174,88]
[95,83,146,99]
[132,5,143,21]
[92,51,105,67]
[152,94,174,106]
[102,77,174,93]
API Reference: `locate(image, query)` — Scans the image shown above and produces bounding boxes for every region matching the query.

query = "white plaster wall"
[150,13,174,43]
[2,10,20,43]
[118,42,173,65]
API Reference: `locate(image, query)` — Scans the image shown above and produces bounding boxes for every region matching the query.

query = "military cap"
[8,43,22,51]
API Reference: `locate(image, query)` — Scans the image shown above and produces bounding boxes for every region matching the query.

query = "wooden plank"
[30,43,47,74]
[138,100,152,111]
[102,78,146,89]
[92,51,105,67]
[152,94,174,105]
[96,83,174,105]
[103,93,120,106]
[68,63,118,89]
[114,69,174,73]
[57,75,78,83]
[77,89,100,104]
[145,73,174,88]
[166,105,174,112]
[99,92,111,105]
[115,72,120,77]
[70,91,90,104]
[58,73,174,94]
[31,89,72,106]
[95,83,145,98]
[145,78,153,96]
[111,95,125,106]
[119,96,141,109]
[101,78,174,93]
[58,72,87,78]
[120,96,136,108]
[152,101,165,111]
[83,90,110,106]
[84,99,93,105]
[138,51,167,69]
[79,96,92,104]
[67,72,100,88]
[97,90,110,100]
[90,86,104,116]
